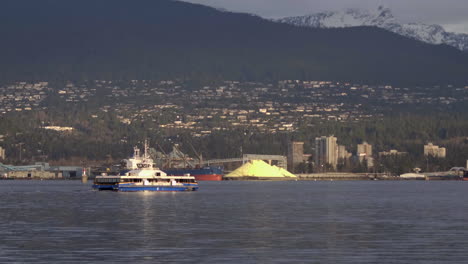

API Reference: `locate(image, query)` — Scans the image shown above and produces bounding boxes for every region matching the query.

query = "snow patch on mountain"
[277,6,468,51]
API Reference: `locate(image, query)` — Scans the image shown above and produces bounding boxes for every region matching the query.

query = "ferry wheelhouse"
[93,141,198,192]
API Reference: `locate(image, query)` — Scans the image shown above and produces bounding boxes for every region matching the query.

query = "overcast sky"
[182,0,468,34]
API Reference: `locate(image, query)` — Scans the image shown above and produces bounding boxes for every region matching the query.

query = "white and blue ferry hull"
[93,183,198,192]
[116,185,198,192]
[92,184,115,191]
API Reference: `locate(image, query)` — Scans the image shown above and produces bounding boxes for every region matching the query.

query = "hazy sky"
[182,0,468,34]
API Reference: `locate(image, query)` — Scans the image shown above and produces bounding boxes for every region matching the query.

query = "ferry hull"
[116,185,198,192]
[92,184,115,191]
[93,183,198,192]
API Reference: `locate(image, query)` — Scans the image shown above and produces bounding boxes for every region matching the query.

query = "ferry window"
[156,172,161,176]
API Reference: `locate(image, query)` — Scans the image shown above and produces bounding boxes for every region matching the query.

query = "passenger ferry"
[93,141,198,192]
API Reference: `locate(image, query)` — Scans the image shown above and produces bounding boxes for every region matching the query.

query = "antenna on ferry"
[144,139,149,159]
[133,146,140,158]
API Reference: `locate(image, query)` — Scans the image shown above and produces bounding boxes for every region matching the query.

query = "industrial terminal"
[0,138,467,181]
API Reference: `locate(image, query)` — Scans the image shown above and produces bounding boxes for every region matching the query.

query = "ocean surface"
[1,180,468,263]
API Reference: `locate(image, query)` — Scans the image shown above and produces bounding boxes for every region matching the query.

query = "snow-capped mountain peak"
[277,7,468,51]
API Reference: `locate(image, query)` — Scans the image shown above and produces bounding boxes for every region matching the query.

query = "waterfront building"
[337,145,351,161]
[357,142,372,161]
[0,162,84,179]
[0,146,5,160]
[287,141,304,173]
[315,136,338,169]
[357,141,373,168]
[424,143,446,158]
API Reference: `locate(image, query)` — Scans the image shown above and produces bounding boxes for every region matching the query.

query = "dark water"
[1,180,468,263]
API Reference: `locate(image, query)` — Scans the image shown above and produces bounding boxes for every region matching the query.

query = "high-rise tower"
[287,141,304,173]
[315,136,338,169]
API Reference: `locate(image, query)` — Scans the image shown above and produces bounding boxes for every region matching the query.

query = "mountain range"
[277,6,468,52]
[0,0,467,85]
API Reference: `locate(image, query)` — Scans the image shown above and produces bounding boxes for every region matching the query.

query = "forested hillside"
[1,108,467,174]
[0,0,467,84]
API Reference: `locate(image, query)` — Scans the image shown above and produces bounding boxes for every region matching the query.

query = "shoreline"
[1,174,464,181]
[224,172,464,181]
